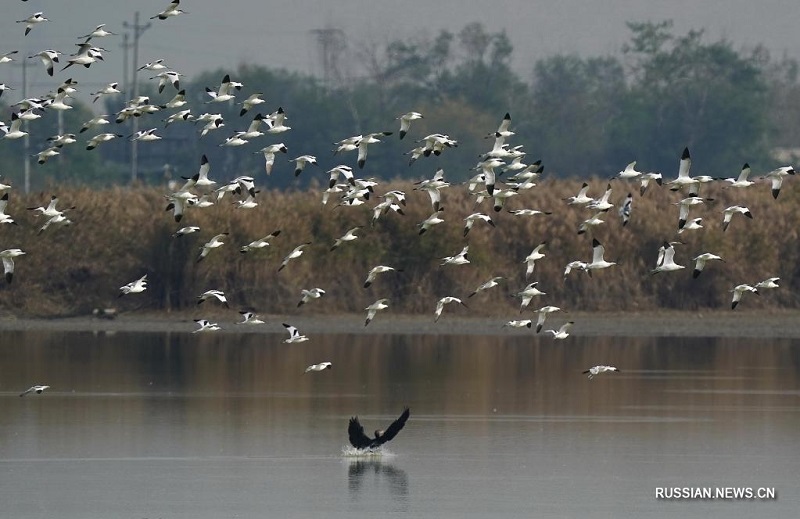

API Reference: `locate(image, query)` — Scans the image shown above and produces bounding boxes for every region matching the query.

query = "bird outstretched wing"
[377,407,410,444]
[348,416,372,449]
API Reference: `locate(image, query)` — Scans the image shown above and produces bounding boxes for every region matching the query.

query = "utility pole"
[123,12,151,184]
[10,59,31,193]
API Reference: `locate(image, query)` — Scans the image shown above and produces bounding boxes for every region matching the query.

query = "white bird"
[418,209,445,235]
[440,245,470,266]
[197,233,229,263]
[239,93,266,116]
[79,24,117,41]
[151,0,187,20]
[678,217,703,234]
[34,147,60,165]
[616,161,642,180]
[150,70,183,93]
[283,323,309,343]
[234,230,280,254]
[265,107,291,133]
[503,319,532,328]
[193,319,220,333]
[397,111,423,139]
[298,288,326,307]
[19,385,50,397]
[0,248,25,283]
[564,260,590,279]
[723,163,755,188]
[330,226,362,251]
[651,242,685,275]
[534,306,562,333]
[639,171,663,196]
[91,82,122,103]
[304,362,332,374]
[17,12,49,36]
[86,133,122,150]
[119,274,147,296]
[755,277,780,290]
[586,239,617,273]
[577,212,605,235]
[434,296,468,322]
[0,51,18,64]
[364,265,400,288]
[666,147,694,191]
[515,282,546,313]
[257,143,288,175]
[28,49,60,77]
[278,242,311,272]
[205,74,238,103]
[130,128,162,142]
[676,196,711,230]
[583,365,619,379]
[692,253,724,278]
[567,182,594,205]
[79,115,110,133]
[172,226,200,238]
[1,113,28,140]
[731,284,758,309]
[290,155,318,177]
[138,59,167,72]
[544,321,574,340]
[0,193,17,225]
[764,166,795,199]
[38,214,72,235]
[722,205,753,231]
[468,277,503,298]
[462,212,494,236]
[237,311,265,325]
[364,298,389,327]
[197,289,230,307]
[587,184,614,212]
[524,241,547,279]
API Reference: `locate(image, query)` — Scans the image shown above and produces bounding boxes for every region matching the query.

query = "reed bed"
[0,176,798,318]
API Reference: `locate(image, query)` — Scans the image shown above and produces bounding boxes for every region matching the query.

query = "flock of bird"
[4,1,797,447]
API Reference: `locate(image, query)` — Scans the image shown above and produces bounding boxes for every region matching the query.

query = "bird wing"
[348,416,373,449]
[377,407,411,445]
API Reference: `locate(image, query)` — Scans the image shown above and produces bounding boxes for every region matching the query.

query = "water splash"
[341,445,396,458]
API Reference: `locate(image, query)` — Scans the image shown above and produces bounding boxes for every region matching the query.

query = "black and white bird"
[282,323,309,343]
[19,385,50,397]
[544,321,574,340]
[304,362,332,374]
[0,248,25,283]
[651,242,685,275]
[396,111,423,139]
[731,284,758,309]
[193,319,220,333]
[721,205,753,232]
[692,253,724,278]
[17,12,49,36]
[197,233,228,262]
[619,193,633,226]
[196,289,230,307]
[468,276,503,298]
[240,230,281,253]
[583,365,619,379]
[236,311,265,325]
[297,288,326,307]
[119,274,147,296]
[364,299,389,326]
[364,265,400,288]
[278,242,311,272]
[434,296,468,322]
[348,408,410,450]
[151,0,187,20]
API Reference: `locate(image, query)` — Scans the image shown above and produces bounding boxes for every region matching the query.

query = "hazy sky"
[2,1,799,107]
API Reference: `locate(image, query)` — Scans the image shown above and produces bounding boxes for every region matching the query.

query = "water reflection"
[347,458,409,508]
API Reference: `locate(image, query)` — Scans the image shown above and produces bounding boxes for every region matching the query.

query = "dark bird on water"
[348,407,410,450]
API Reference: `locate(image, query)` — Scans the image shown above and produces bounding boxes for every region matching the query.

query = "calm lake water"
[1,328,798,518]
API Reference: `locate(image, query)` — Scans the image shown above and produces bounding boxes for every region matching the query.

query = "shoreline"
[1,309,800,338]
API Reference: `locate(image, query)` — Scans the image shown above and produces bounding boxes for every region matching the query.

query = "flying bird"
[304,362,332,374]
[0,248,26,283]
[282,323,309,343]
[364,299,389,326]
[17,12,49,36]
[19,385,50,397]
[583,365,619,379]
[348,408,410,450]
[151,0,187,20]
[544,321,574,340]
[119,274,147,296]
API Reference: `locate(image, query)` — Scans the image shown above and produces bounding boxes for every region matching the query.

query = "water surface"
[1,330,798,518]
